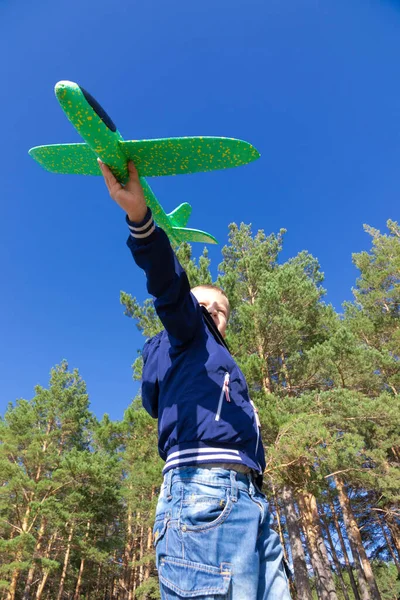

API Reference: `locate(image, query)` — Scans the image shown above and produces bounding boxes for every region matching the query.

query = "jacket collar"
[201,306,230,353]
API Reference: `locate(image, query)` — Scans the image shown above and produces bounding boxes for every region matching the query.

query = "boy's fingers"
[109,181,124,200]
[128,160,139,178]
[98,159,122,196]
[99,161,115,185]
[127,161,140,185]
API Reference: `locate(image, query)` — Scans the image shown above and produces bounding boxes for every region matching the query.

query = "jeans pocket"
[153,514,169,548]
[180,486,233,532]
[159,556,232,599]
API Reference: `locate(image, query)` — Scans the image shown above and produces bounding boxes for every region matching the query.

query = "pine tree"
[216,223,341,596]
[0,362,93,599]
[0,362,122,600]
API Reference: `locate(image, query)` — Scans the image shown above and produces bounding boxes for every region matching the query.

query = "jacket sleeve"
[141,333,161,418]
[126,209,202,346]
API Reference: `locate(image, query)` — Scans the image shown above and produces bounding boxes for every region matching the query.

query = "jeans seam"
[160,577,228,597]
[161,557,231,574]
[173,475,232,487]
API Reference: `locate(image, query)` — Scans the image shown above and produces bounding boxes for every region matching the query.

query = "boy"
[99,159,291,600]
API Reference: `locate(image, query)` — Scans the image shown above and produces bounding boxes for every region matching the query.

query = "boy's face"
[191,287,230,338]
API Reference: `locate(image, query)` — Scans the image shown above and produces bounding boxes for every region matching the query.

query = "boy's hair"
[191,284,231,320]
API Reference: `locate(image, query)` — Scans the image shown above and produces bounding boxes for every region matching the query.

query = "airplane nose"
[55,80,74,92]
[55,80,69,90]
[54,80,79,102]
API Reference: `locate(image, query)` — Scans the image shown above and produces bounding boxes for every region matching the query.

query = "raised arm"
[99,160,202,345]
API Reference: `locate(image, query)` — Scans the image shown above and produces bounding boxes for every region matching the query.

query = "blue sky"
[0,0,398,421]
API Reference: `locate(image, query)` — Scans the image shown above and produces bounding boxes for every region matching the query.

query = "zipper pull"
[224,372,231,402]
[215,372,231,421]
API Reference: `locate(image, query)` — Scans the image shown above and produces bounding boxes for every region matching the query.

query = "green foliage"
[135,576,161,599]
[344,219,400,396]
[372,561,400,600]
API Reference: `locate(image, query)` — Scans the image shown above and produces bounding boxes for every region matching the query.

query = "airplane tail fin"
[167,203,192,227]
[171,226,218,245]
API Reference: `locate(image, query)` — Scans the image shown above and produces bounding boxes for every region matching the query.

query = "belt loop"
[165,469,173,500]
[230,470,238,502]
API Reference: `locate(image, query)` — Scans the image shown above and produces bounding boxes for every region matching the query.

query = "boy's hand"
[98,159,148,223]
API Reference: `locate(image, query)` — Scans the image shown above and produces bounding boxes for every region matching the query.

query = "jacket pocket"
[159,556,232,598]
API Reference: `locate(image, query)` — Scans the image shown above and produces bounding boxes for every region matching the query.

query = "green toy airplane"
[29,81,260,245]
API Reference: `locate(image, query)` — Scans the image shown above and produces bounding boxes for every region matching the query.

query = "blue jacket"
[127,209,266,486]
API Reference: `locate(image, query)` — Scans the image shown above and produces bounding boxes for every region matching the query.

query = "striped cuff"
[126,209,155,240]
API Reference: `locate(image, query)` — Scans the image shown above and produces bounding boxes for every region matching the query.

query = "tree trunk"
[23,518,47,600]
[121,506,133,600]
[94,564,102,599]
[131,525,139,595]
[330,501,361,600]
[6,560,20,600]
[6,545,26,600]
[109,550,119,600]
[255,337,271,394]
[385,515,400,558]
[335,477,381,600]
[249,287,271,395]
[345,526,371,600]
[320,510,351,600]
[73,520,91,600]
[375,514,400,574]
[73,558,85,600]
[132,563,138,597]
[280,352,293,394]
[143,524,153,582]
[143,486,156,585]
[35,530,57,600]
[7,505,33,600]
[35,570,50,600]
[282,485,313,600]
[143,507,155,584]
[298,491,338,600]
[139,523,145,586]
[57,523,74,600]
[111,574,118,600]
[103,580,109,600]
[270,484,289,562]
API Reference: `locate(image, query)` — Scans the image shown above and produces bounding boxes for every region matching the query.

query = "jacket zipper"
[215,372,230,421]
[250,399,261,454]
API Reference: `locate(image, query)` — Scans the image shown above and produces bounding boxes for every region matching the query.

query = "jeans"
[153,467,292,599]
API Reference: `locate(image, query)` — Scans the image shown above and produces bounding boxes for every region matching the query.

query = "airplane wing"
[29,143,100,175]
[120,137,260,176]
[29,137,259,177]
[171,226,218,245]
